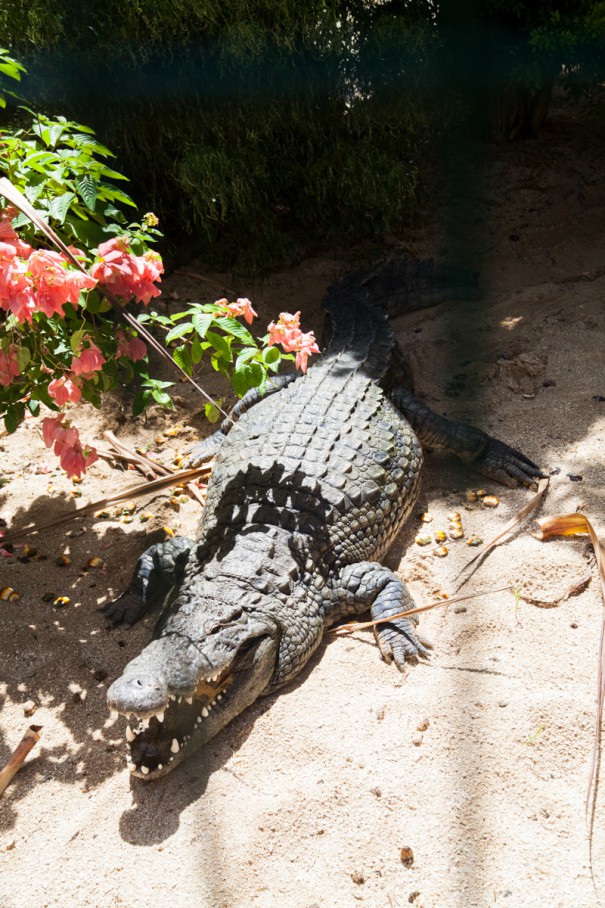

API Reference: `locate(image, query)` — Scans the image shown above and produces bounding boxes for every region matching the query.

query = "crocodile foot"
[473,438,545,488]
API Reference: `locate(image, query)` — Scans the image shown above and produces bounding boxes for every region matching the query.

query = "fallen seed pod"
[94,510,110,519]
[467,535,483,547]
[0,587,20,602]
[120,515,133,524]
[482,495,500,508]
[53,596,70,607]
[447,511,461,521]
[23,546,37,558]
[449,528,465,540]
[466,490,479,502]
[475,490,488,498]
[163,527,175,537]
[87,556,104,568]
[435,530,447,543]
[433,545,448,557]
[415,534,432,546]
[420,512,433,523]
[56,554,72,566]
[139,512,153,522]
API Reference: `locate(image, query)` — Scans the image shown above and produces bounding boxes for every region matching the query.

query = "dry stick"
[0,462,214,545]
[0,725,42,796]
[0,178,231,422]
[326,586,513,636]
[455,476,550,589]
[534,514,605,853]
[103,430,174,478]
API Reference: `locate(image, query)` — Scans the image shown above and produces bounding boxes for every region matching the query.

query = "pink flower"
[0,346,20,386]
[215,297,258,325]
[0,212,33,258]
[42,416,66,449]
[48,375,82,405]
[115,329,147,362]
[59,441,98,479]
[0,258,37,323]
[293,331,320,374]
[266,312,319,373]
[41,416,98,478]
[71,341,106,377]
[91,238,163,305]
[28,249,96,317]
[267,311,303,352]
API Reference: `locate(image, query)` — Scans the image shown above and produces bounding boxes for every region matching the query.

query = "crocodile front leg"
[390,388,544,488]
[329,561,430,670]
[103,536,196,627]
[186,373,298,466]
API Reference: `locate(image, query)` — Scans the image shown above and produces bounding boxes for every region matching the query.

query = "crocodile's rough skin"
[106,259,541,779]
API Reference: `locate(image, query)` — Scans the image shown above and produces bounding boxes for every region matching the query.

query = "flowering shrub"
[0,52,320,477]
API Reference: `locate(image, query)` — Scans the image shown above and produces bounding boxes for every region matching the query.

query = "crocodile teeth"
[155,710,165,723]
[171,738,180,754]
[157,764,163,771]
[201,707,209,718]
[127,761,136,773]
[141,765,150,775]
[126,726,136,742]
[185,697,193,705]
[141,717,150,731]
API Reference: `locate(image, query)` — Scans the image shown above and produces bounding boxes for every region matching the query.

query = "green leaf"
[206,330,233,363]
[165,323,194,344]
[263,345,280,365]
[204,401,221,424]
[49,191,77,225]
[217,316,255,346]
[15,347,30,370]
[232,363,254,397]
[27,398,40,417]
[49,123,68,148]
[235,347,260,369]
[151,388,174,409]
[4,403,24,434]
[76,175,97,212]
[98,184,136,208]
[132,388,151,416]
[192,311,214,339]
[172,344,192,375]
[70,329,86,354]
[191,334,203,364]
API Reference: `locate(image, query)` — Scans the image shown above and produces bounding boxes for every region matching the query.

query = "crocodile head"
[107,599,279,779]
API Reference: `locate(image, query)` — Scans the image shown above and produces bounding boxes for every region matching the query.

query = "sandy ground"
[2,91,605,908]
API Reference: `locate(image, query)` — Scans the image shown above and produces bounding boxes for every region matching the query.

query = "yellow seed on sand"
[53,596,70,607]
[163,527,175,537]
[433,546,448,558]
[467,535,483,547]
[0,587,19,601]
[415,534,432,546]
[56,554,72,566]
[420,512,433,523]
[435,530,447,543]
[449,528,464,540]
[447,511,461,521]
[483,495,500,508]
[87,556,104,568]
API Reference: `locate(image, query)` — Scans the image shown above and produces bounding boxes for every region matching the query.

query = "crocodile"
[105,258,542,779]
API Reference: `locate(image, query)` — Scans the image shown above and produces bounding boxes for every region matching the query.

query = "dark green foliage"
[1,1,433,270]
[2,2,604,267]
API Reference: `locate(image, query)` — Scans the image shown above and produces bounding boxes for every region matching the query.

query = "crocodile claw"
[374,618,431,672]
[473,439,545,489]
[102,591,146,628]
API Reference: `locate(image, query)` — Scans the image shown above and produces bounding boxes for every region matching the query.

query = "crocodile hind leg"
[103,536,196,627]
[390,388,544,488]
[329,561,430,670]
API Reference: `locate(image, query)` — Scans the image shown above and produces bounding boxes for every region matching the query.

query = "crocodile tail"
[321,293,397,381]
[326,256,481,318]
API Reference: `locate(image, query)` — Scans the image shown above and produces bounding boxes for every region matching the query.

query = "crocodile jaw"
[107,629,278,779]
